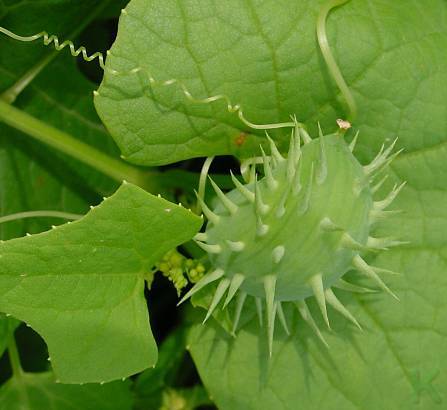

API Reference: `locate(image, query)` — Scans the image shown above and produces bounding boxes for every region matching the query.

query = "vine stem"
[1,54,54,104]
[316,0,357,122]
[8,335,23,378]
[0,99,161,192]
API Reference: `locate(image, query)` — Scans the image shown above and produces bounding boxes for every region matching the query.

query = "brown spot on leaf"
[235,132,247,147]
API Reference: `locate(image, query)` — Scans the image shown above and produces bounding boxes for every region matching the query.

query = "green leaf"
[0,183,202,383]
[0,372,133,410]
[96,0,447,165]
[95,0,292,165]
[178,0,447,408]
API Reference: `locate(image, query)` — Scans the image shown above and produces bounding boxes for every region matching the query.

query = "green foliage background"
[0,0,446,409]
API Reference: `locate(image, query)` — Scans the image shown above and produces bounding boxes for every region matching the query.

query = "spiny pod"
[180,125,405,356]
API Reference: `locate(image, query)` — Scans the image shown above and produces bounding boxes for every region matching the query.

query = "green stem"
[8,335,23,378]
[0,99,160,191]
[0,210,82,224]
[316,0,357,122]
[1,0,111,104]
[1,54,55,104]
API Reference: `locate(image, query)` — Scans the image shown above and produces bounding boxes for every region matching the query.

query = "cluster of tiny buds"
[155,249,206,295]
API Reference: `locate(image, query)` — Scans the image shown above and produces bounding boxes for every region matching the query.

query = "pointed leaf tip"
[308,273,330,330]
[296,301,329,348]
[325,288,362,330]
[299,127,312,144]
[194,190,220,224]
[316,133,327,184]
[203,278,231,323]
[231,291,247,334]
[265,132,285,164]
[277,302,290,336]
[254,176,270,215]
[352,255,400,301]
[349,131,360,152]
[264,275,277,356]
[260,146,278,190]
[230,171,255,203]
[178,268,225,305]
[208,176,238,215]
[223,274,245,309]
[255,297,263,327]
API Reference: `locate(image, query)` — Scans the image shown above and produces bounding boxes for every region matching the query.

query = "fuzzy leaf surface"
[0,183,202,383]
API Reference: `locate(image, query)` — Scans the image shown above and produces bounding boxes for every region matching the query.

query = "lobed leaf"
[0,183,202,383]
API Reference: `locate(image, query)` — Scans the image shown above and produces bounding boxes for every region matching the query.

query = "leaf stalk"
[7,335,23,379]
[0,99,160,192]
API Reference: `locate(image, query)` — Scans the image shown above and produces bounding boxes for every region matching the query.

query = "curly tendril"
[101,63,298,131]
[0,25,297,132]
[0,27,106,68]
[0,0,355,130]
[316,0,357,122]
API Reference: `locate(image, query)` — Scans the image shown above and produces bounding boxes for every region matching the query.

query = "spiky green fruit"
[181,126,405,355]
